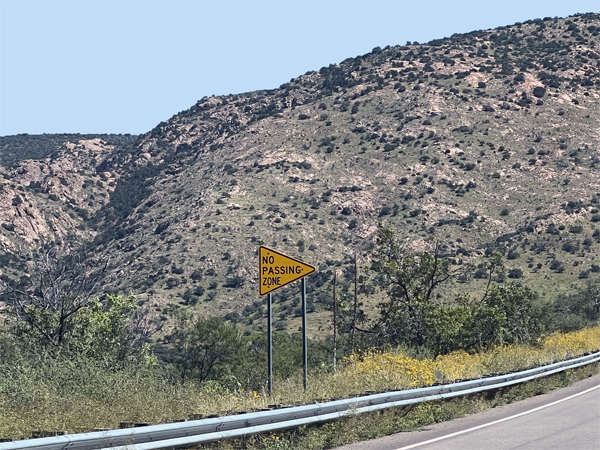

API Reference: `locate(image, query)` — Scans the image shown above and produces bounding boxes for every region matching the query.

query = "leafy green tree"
[420,282,544,353]
[238,330,332,388]
[370,224,462,347]
[476,283,544,346]
[170,315,245,384]
[426,299,476,354]
[370,224,544,354]
[551,279,600,331]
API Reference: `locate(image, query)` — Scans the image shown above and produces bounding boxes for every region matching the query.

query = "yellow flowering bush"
[341,326,600,390]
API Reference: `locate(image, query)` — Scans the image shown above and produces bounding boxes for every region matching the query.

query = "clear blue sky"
[1,0,598,136]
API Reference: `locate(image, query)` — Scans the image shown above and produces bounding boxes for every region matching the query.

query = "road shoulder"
[334,372,600,450]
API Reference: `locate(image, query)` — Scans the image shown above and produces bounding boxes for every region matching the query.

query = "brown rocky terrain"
[1,14,599,335]
[0,139,118,251]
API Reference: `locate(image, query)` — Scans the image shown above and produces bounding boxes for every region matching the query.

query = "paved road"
[335,373,600,450]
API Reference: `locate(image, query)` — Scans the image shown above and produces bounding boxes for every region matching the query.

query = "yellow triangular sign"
[259,246,316,296]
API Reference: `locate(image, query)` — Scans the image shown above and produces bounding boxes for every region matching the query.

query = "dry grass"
[1,326,598,440]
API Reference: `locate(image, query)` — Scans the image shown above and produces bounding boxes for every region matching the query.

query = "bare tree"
[2,250,161,358]
[1,250,109,349]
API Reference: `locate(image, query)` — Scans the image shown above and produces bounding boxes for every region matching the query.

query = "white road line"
[395,384,600,450]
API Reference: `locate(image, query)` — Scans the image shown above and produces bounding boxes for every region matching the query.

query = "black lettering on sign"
[261,255,275,264]
[262,276,281,287]
[272,265,299,275]
[263,264,306,276]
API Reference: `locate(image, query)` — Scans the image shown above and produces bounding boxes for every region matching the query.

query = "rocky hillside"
[1,14,599,336]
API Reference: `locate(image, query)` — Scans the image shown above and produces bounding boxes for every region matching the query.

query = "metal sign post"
[267,292,273,395]
[301,277,308,390]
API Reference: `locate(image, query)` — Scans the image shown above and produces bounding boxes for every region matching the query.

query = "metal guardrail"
[2,351,599,450]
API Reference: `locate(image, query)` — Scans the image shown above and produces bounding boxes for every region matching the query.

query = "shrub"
[190,269,203,281]
[11,195,23,206]
[508,268,523,279]
[550,260,562,270]
[532,86,546,98]
[193,285,205,297]
[474,267,488,279]
[224,276,245,289]
[379,206,392,217]
[166,277,179,289]
[507,250,520,260]
[546,224,560,235]
[562,241,579,253]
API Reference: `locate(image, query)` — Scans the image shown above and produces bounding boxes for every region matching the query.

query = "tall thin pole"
[301,277,308,390]
[332,271,337,374]
[267,293,273,395]
[351,252,358,354]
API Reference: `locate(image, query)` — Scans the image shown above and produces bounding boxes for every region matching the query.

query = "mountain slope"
[1,14,599,335]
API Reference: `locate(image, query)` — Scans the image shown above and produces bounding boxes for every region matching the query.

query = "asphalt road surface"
[335,373,600,450]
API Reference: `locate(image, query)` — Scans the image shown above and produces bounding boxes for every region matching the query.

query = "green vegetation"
[1,224,598,439]
[372,225,545,354]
